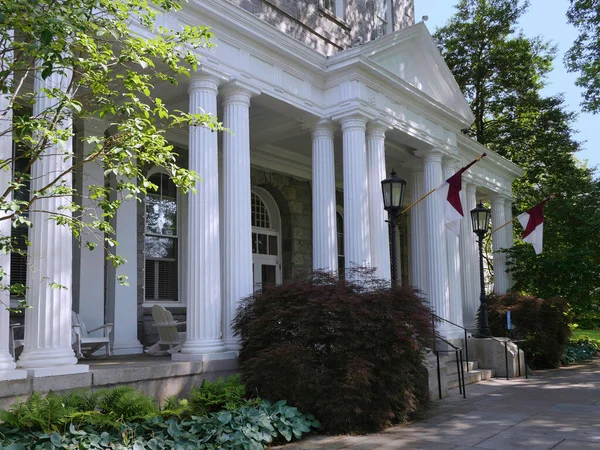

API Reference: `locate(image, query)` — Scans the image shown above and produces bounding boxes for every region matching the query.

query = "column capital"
[366,119,389,138]
[414,148,444,164]
[335,112,370,131]
[465,182,478,195]
[490,193,507,205]
[311,118,336,138]
[189,72,223,95]
[221,80,261,107]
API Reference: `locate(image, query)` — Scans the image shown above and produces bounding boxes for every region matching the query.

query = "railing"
[430,313,529,400]
[431,329,467,400]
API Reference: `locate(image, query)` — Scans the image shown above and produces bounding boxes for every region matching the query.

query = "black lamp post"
[470,202,492,337]
[381,169,407,286]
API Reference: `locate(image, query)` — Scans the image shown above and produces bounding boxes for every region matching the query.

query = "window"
[251,190,281,291]
[144,172,178,301]
[10,143,30,296]
[336,210,344,274]
[375,0,393,36]
[320,0,345,19]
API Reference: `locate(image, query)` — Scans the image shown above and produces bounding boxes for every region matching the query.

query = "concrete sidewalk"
[277,358,600,450]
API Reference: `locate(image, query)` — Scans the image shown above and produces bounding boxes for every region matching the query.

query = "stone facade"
[229,0,415,55]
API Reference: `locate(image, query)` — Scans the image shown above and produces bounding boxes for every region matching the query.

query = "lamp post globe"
[381,169,406,286]
[470,202,492,337]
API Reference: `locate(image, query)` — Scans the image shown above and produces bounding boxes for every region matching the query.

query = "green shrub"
[188,374,261,416]
[0,386,158,433]
[486,292,572,369]
[0,401,319,449]
[234,270,433,434]
[562,337,600,364]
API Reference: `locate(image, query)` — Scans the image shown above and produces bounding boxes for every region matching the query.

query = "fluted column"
[17,70,88,376]
[444,160,464,332]
[106,176,143,355]
[0,35,26,379]
[504,200,514,289]
[366,121,390,281]
[491,195,510,294]
[340,115,371,273]
[221,82,258,352]
[174,73,225,360]
[409,169,427,296]
[421,150,451,332]
[460,183,479,330]
[311,120,338,273]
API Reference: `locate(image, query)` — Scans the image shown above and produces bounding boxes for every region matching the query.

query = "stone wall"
[228,0,415,56]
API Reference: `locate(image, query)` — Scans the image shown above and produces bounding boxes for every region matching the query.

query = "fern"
[160,396,190,419]
[189,375,262,416]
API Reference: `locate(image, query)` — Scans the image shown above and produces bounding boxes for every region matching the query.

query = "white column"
[491,195,510,294]
[221,82,258,352]
[340,115,371,272]
[421,150,451,333]
[504,200,514,289]
[0,35,27,380]
[311,120,338,273]
[366,121,390,281]
[444,160,464,333]
[409,169,427,296]
[173,73,225,361]
[76,120,107,336]
[106,177,143,355]
[17,70,88,376]
[460,183,479,330]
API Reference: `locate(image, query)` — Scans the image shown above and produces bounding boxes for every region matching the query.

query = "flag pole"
[490,193,558,235]
[400,153,487,215]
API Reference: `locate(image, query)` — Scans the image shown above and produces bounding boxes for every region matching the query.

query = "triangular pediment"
[363,23,475,125]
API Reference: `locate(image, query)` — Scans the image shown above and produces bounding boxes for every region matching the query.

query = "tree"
[434,0,600,315]
[0,0,222,301]
[566,0,600,114]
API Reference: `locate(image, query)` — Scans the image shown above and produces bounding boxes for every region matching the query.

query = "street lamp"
[381,169,406,286]
[470,202,492,337]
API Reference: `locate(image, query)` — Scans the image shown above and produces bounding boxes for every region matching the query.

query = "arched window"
[251,189,281,290]
[144,172,178,301]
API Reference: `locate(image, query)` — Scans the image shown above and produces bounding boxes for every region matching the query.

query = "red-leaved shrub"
[233,271,433,434]
[486,292,571,369]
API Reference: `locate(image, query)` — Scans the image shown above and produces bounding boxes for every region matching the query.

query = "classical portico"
[0,0,523,380]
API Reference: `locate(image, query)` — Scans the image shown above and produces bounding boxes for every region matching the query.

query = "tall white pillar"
[75,120,107,336]
[366,121,390,281]
[420,150,451,333]
[444,160,464,333]
[106,177,143,355]
[409,169,427,296]
[460,183,479,330]
[311,120,338,273]
[491,195,510,294]
[339,115,371,272]
[17,70,88,376]
[504,200,514,289]
[173,72,225,361]
[0,35,27,380]
[221,82,259,352]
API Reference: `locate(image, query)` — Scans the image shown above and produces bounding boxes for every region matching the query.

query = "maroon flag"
[517,196,555,254]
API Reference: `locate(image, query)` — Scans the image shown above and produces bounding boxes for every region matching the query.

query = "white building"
[0,0,522,382]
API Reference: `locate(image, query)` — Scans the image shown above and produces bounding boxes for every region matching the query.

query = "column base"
[112,341,144,356]
[17,348,79,369]
[23,364,89,378]
[172,350,238,363]
[222,338,241,353]
[0,352,17,372]
[0,369,27,382]
[179,339,224,356]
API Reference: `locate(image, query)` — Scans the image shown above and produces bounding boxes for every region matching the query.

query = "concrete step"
[447,368,495,389]
[446,360,478,376]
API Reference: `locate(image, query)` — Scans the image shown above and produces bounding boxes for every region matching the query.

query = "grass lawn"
[573,329,600,340]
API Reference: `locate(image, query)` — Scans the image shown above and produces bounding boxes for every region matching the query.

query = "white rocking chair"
[71,311,113,358]
[145,304,186,355]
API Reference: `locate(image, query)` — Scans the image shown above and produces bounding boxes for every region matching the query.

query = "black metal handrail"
[430,312,528,397]
[431,333,467,400]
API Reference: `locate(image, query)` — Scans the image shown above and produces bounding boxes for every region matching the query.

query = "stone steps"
[447,368,495,389]
[445,360,478,376]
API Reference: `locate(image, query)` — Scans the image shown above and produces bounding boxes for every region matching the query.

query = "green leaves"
[566,0,600,113]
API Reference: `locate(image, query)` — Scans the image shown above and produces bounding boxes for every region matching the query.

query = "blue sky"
[415,0,599,171]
